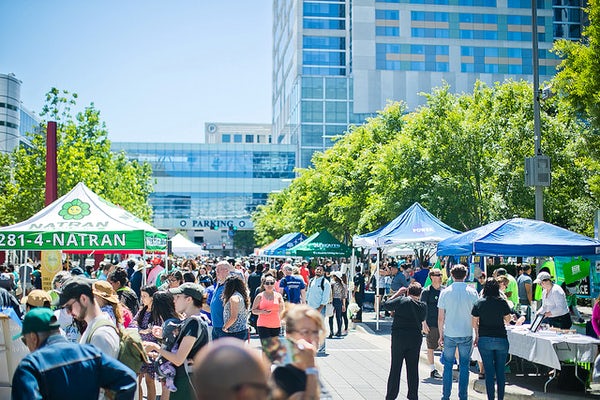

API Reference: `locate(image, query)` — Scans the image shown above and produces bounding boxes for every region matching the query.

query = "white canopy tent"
[170,233,209,256]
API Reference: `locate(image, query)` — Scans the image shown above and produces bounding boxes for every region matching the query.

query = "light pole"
[531,0,544,221]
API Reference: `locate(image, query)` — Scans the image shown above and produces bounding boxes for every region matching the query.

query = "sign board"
[41,251,62,291]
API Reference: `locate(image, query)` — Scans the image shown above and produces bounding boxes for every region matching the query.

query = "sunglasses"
[63,299,78,313]
[264,281,275,285]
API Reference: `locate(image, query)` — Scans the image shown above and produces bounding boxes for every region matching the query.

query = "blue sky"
[1,1,272,143]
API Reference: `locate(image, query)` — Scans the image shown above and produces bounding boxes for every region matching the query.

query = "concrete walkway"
[358,310,600,399]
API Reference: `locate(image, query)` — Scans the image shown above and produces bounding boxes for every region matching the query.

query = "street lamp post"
[531,0,544,221]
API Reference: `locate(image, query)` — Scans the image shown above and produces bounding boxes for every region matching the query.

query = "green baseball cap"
[18,308,60,338]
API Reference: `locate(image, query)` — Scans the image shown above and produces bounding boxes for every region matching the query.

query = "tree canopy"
[0,88,154,226]
[253,80,598,246]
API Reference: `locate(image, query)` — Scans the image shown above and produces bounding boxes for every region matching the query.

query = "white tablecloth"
[507,326,600,370]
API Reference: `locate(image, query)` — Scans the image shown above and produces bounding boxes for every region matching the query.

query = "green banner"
[555,256,591,285]
[0,230,163,251]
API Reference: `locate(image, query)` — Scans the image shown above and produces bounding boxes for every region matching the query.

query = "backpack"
[86,319,149,373]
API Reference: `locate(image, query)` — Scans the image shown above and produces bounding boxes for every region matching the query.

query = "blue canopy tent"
[437,218,600,257]
[353,202,461,248]
[263,232,307,256]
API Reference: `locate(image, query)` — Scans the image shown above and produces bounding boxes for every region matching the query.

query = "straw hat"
[92,280,119,304]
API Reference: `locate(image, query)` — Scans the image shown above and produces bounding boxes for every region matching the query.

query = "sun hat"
[92,280,119,304]
[21,289,52,307]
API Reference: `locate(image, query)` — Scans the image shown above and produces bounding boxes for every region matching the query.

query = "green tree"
[552,0,600,209]
[0,88,154,226]
[253,80,598,243]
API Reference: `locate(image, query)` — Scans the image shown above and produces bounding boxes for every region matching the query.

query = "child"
[156,319,181,392]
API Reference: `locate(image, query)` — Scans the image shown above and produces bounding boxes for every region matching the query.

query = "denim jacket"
[12,334,136,400]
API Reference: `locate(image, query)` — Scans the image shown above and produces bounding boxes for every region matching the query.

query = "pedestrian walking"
[438,264,479,400]
[472,278,512,400]
[382,282,427,400]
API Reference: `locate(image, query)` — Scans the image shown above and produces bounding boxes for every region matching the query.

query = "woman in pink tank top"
[252,274,285,341]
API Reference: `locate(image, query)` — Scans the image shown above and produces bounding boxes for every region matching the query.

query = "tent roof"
[353,202,461,248]
[170,233,208,255]
[287,230,352,257]
[263,232,307,256]
[0,182,167,253]
[437,218,600,257]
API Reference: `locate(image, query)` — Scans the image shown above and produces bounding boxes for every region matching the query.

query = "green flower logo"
[59,199,91,220]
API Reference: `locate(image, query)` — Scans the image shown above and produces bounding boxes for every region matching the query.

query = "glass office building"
[0,73,39,154]
[111,142,295,251]
[272,0,585,168]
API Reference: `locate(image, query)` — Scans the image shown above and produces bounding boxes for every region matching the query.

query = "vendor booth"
[262,232,307,257]
[0,182,167,392]
[354,202,461,249]
[170,233,208,256]
[287,230,352,258]
[437,217,600,393]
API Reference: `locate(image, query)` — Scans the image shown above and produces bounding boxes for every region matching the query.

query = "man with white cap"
[534,271,572,329]
[12,308,136,400]
[279,263,306,304]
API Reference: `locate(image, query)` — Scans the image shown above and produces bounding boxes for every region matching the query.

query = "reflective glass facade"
[273,0,584,169]
[0,73,39,154]
[111,142,295,249]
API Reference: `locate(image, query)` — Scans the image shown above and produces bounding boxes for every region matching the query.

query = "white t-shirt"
[79,315,120,359]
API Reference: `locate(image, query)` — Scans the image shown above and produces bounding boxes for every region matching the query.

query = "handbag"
[325,303,334,317]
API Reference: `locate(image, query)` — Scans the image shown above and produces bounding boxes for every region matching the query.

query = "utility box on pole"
[525,155,551,187]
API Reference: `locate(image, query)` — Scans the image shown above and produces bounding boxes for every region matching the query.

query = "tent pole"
[350,248,356,323]
[376,250,380,331]
[142,251,147,287]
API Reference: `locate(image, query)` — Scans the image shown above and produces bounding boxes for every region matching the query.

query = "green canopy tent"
[0,182,167,255]
[286,230,352,258]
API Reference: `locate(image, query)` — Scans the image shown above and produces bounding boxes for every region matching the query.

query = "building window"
[303,2,345,18]
[234,134,243,143]
[303,50,346,66]
[376,9,400,20]
[245,135,254,143]
[303,18,345,30]
[325,102,347,123]
[302,77,324,99]
[303,36,345,50]
[301,124,324,146]
[222,134,231,143]
[376,26,400,36]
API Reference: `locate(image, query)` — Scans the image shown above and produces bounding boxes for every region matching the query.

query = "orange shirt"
[257,293,282,328]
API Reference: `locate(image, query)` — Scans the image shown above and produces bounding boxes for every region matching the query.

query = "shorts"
[426,326,440,349]
[378,288,387,296]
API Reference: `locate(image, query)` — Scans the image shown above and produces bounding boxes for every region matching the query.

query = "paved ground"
[150,308,600,400]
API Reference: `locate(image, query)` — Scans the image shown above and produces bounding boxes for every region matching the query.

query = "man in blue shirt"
[209,260,232,340]
[390,262,409,292]
[279,264,306,304]
[12,308,136,400]
[306,265,331,354]
[438,264,479,400]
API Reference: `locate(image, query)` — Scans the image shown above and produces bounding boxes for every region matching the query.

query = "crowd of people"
[3,255,361,400]
[2,253,594,400]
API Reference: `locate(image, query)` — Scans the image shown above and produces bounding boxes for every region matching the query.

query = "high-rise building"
[204,122,273,144]
[111,141,295,253]
[0,73,39,154]
[272,0,585,168]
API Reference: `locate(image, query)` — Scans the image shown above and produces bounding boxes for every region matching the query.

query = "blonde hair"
[284,304,326,343]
